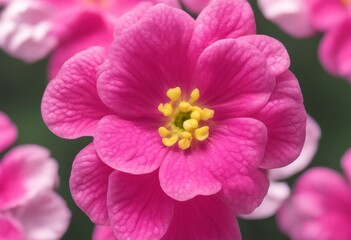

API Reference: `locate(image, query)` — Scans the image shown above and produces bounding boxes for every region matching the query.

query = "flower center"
[158,87,214,150]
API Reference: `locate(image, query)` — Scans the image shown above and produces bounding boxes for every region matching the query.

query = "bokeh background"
[0,1,350,239]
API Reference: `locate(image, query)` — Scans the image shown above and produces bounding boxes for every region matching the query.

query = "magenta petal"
[48,11,113,78]
[95,115,166,174]
[107,171,173,240]
[162,195,241,240]
[0,214,25,240]
[341,148,351,184]
[236,35,290,76]
[196,39,275,119]
[0,145,58,211]
[93,225,115,240]
[255,71,306,169]
[98,5,194,119]
[12,191,71,240]
[319,20,351,82]
[42,46,112,139]
[0,112,17,152]
[190,0,255,56]
[70,143,113,225]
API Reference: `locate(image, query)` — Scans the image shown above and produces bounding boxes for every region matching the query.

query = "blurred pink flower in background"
[41,0,307,238]
[258,0,351,82]
[0,112,17,152]
[181,0,209,13]
[242,116,321,219]
[277,148,351,240]
[0,0,179,78]
[0,112,71,240]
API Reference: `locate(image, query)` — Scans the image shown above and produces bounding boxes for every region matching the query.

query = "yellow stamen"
[183,119,198,131]
[194,126,209,141]
[189,88,200,104]
[178,138,192,150]
[167,87,181,101]
[158,103,173,116]
[162,135,179,147]
[158,87,214,150]
[200,108,214,121]
[158,127,170,138]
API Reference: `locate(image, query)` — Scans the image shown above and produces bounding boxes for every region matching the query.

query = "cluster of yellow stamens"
[158,87,214,150]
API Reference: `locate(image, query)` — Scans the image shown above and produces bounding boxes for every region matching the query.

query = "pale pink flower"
[242,116,321,219]
[0,113,71,240]
[42,0,306,238]
[277,148,351,240]
[0,0,179,78]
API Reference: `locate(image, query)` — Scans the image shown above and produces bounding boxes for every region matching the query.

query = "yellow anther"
[158,103,173,116]
[190,110,201,121]
[183,119,198,131]
[194,126,209,141]
[178,138,192,150]
[179,101,191,112]
[189,88,200,103]
[162,135,179,147]
[158,127,170,138]
[167,87,181,101]
[180,131,192,139]
[200,108,214,120]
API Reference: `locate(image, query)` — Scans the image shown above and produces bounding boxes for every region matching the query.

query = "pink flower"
[42,0,306,238]
[242,116,321,219]
[0,0,179,78]
[0,112,71,240]
[0,112,17,152]
[93,225,116,240]
[319,19,351,83]
[277,148,351,240]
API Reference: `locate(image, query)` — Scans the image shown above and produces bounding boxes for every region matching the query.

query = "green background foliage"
[0,1,350,239]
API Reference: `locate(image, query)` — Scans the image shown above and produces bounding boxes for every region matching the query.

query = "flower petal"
[319,20,351,82]
[0,145,58,211]
[70,143,113,225]
[254,71,306,169]
[236,34,290,76]
[270,115,320,180]
[195,39,275,119]
[161,195,241,240]
[160,118,269,213]
[93,225,115,240]
[190,0,255,56]
[48,11,113,78]
[240,181,290,219]
[0,213,25,240]
[181,0,209,14]
[12,191,71,240]
[107,171,173,240]
[257,0,316,37]
[42,46,112,139]
[341,148,351,184]
[0,112,17,152]
[98,4,194,119]
[95,115,167,174]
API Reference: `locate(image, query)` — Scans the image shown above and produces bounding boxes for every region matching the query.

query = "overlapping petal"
[70,143,113,225]
[0,213,25,240]
[93,225,115,240]
[195,39,275,119]
[181,0,209,14]
[98,5,194,120]
[11,191,70,240]
[190,0,255,56]
[255,71,306,169]
[0,145,58,211]
[42,46,112,139]
[107,171,173,240]
[0,112,17,152]
[162,195,241,240]
[95,116,167,174]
